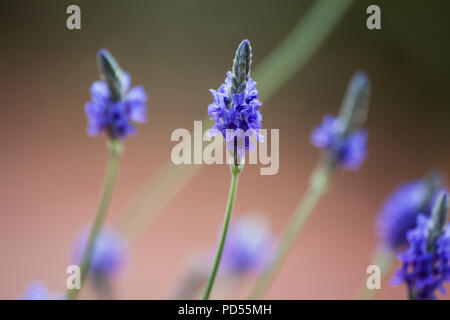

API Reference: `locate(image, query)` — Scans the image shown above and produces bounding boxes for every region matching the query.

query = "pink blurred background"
[0,0,449,299]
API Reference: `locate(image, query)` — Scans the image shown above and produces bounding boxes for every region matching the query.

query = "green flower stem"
[66,139,122,300]
[248,162,332,299]
[356,247,394,300]
[203,164,241,300]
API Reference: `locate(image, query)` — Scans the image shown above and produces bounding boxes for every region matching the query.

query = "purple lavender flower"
[391,192,450,299]
[310,71,370,171]
[391,217,450,298]
[377,173,444,250]
[19,282,60,300]
[73,227,127,278]
[221,215,273,275]
[208,40,262,159]
[85,49,147,140]
[310,115,368,170]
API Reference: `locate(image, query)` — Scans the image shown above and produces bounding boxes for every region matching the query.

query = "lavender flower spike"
[310,71,370,171]
[391,192,450,299]
[203,40,259,300]
[69,50,135,300]
[208,39,262,160]
[85,49,148,140]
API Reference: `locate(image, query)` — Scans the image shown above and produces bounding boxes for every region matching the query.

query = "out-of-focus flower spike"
[20,282,62,300]
[72,227,128,278]
[221,215,273,275]
[338,71,371,134]
[231,39,253,95]
[86,49,148,140]
[310,71,370,171]
[428,192,448,245]
[376,169,445,251]
[391,190,450,299]
[98,49,124,101]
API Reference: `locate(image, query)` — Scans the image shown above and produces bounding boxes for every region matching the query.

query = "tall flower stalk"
[202,40,262,300]
[67,142,121,300]
[249,71,371,299]
[202,164,241,300]
[67,49,148,299]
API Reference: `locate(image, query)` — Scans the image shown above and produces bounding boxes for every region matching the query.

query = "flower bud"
[98,49,124,101]
[231,39,252,95]
[428,191,448,245]
[338,71,371,135]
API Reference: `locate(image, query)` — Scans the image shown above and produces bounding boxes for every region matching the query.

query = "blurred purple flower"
[19,282,60,300]
[391,214,450,299]
[221,215,273,275]
[73,227,128,278]
[310,114,368,170]
[85,49,147,140]
[377,179,440,250]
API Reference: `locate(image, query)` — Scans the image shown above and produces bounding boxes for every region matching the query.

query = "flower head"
[221,215,273,275]
[85,49,147,140]
[208,40,262,159]
[391,192,450,299]
[19,282,61,300]
[310,71,370,171]
[72,227,127,278]
[377,172,444,250]
[310,115,367,170]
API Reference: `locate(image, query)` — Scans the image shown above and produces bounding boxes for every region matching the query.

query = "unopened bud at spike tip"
[424,168,444,191]
[97,49,123,101]
[231,39,253,95]
[86,49,148,140]
[429,192,448,239]
[338,71,371,134]
[423,168,445,209]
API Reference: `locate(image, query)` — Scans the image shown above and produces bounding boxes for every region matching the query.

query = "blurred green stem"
[203,165,241,300]
[254,0,354,100]
[116,0,355,242]
[248,161,332,299]
[356,248,395,300]
[67,139,122,300]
